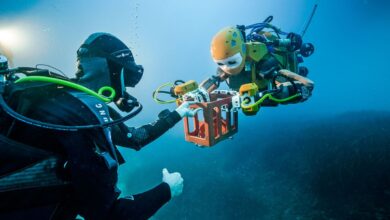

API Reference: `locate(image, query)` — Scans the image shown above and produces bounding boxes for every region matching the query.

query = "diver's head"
[75,33,144,102]
[210,27,246,75]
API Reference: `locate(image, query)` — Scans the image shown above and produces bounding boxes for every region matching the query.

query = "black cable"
[301,4,318,37]
[263,16,273,23]
[35,64,68,79]
[12,67,69,81]
[0,95,143,131]
[174,80,185,85]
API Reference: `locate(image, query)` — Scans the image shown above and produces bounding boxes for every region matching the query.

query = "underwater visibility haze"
[1,0,390,219]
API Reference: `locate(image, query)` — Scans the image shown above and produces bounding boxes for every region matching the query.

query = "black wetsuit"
[0,84,181,220]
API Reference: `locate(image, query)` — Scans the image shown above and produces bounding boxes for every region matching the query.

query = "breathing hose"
[152,82,176,104]
[15,76,116,103]
[241,93,301,110]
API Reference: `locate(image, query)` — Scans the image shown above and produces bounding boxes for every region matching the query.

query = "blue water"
[1,0,390,219]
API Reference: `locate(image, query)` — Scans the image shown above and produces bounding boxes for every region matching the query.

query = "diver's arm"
[111,109,181,150]
[199,68,229,93]
[111,182,171,219]
[111,168,184,219]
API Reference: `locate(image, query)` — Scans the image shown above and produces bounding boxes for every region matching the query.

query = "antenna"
[301,3,319,38]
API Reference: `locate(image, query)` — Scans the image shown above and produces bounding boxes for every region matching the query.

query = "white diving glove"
[175,101,202,118]
[183,87,210,103]
[162,168,184,198]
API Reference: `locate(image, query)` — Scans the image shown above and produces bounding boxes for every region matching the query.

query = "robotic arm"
[199,68,229,93]
[274,69,314,102]
[173,68,229,104]
[238,69,315,115]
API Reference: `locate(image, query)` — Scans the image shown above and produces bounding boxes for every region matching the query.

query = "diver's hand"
[175,101,202,118]
[162,168,183,198]
[183,87,210,103]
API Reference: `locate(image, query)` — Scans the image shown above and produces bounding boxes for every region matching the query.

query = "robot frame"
[153,11,317,147]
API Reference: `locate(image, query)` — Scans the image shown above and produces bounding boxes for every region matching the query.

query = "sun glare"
[0,28,24,50]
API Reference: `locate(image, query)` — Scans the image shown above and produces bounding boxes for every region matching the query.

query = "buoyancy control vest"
[0,82,126,210]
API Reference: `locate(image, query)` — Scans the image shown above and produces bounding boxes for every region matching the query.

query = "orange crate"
[183,93,238,147]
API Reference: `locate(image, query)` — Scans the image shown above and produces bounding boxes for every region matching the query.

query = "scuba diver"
[0,33,198,219]
[198,16,315,113]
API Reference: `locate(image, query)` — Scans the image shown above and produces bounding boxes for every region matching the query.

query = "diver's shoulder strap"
[66,91,125,165]
[67,91,111,124]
